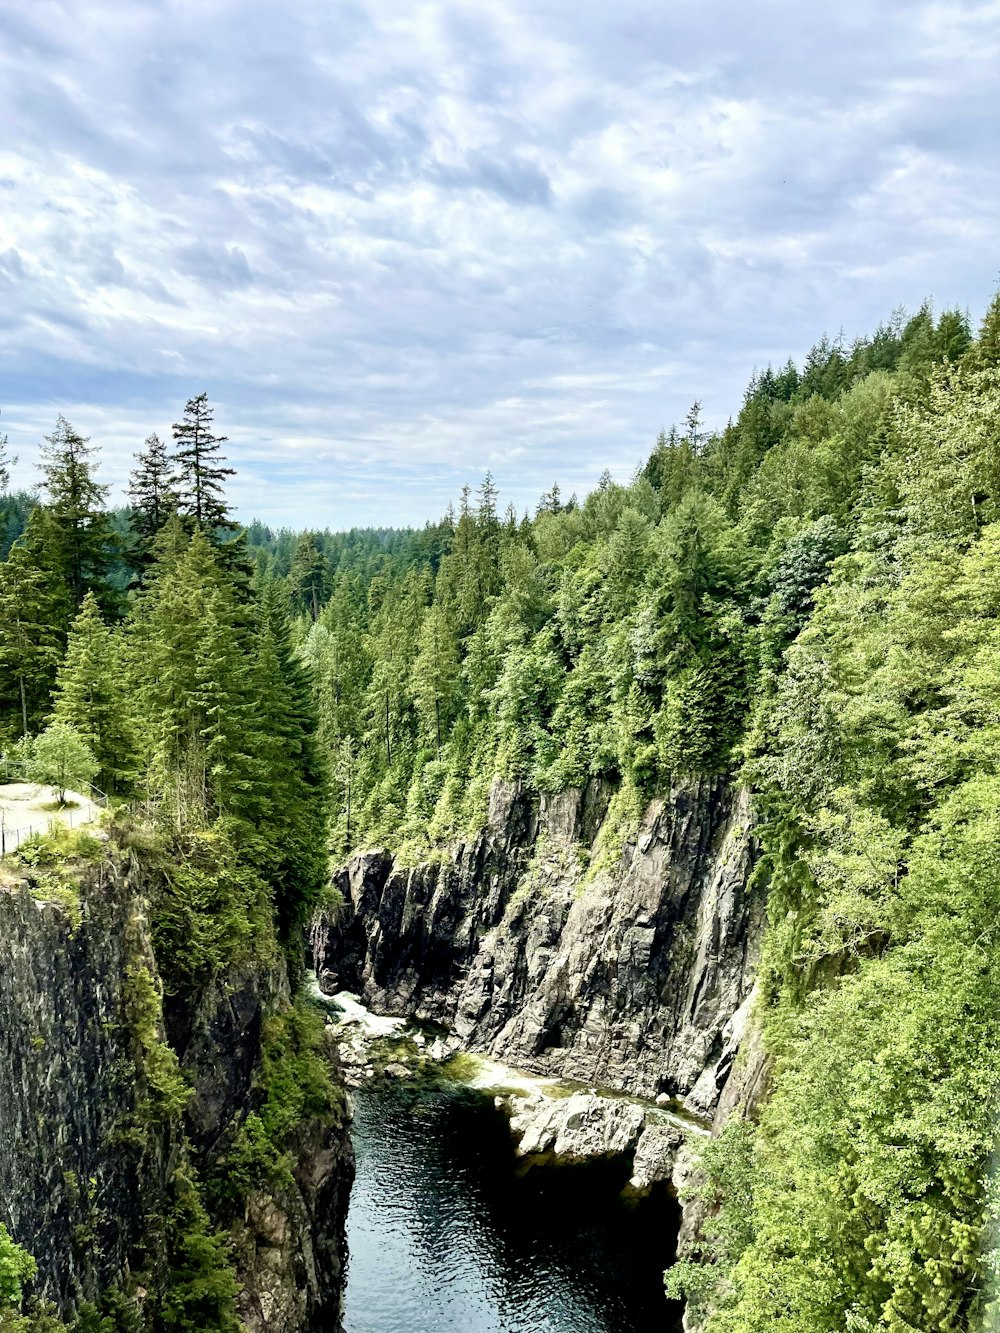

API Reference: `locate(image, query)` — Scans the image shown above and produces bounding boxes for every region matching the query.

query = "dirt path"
[0,783,100,857]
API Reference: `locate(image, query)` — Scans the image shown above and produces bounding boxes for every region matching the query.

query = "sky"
[1,0,999,531]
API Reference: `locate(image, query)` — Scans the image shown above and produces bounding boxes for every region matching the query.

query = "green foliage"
[38,417,117,614]
[0,1226,36,1309]
[2,301,999,1330]
[170,394,235,536]
[0,508,71,738]
[150,825,273,998]
[127,432,177,572]
[28,722,98,803]
[222,1001,344,1198]
[710,353,1000,1329]
[52,592,135,791]
[157,1165,241,1333]
[664,1119,756,1323]
[124,962,191,1123]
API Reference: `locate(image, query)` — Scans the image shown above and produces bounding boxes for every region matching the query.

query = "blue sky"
[1,0,998,530]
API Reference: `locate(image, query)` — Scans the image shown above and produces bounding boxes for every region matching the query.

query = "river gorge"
[343,1074,682,1333]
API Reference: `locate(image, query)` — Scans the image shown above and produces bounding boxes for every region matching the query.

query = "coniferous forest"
[3,294,1000,1331]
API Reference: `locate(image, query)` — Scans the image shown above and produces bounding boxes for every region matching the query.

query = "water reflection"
[342,1077,683,1333]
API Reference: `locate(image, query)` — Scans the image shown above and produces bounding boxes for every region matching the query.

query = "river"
[342,1075,684,1333]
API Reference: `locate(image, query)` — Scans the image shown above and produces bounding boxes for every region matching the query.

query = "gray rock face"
[507,1091,648,1159]
[0,874,161,1311]
[631,1123,687,1192]
[233,1078,353,1333]
[314,776,763,1117]
[0,858,353,1332]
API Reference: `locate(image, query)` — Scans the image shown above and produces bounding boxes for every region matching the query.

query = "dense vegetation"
[0,400,337,1332]
[3,294,1000,1330]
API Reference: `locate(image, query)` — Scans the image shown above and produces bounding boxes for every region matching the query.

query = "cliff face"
[0,851,353,1332]
[0,872,165,1312]
[314,776,764,1119]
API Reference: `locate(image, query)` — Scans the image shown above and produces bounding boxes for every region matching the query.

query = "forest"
[2,293,1000,1331]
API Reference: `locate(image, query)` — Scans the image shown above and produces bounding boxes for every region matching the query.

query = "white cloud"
[1,0,998,527]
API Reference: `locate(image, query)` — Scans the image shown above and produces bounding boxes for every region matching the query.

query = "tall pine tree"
[129,432,177,570]
[130,521,257,825]
[39,416,117,611]
[172,394,235,533]
[52,591,136,791]
[0,509,71,736]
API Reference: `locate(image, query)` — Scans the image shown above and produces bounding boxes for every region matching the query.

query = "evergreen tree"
[968,291,1000,369]
[38,416,116,610]
[52,591,136,791]
[0,509,72,737]
[288,532,330,621]
[128,432,177,563]
[535,482,562,516]
[250,583,330,925]
[130,522,256,824]
[172,394,235,533]
[0,414,14,493]
[411,602,460,753]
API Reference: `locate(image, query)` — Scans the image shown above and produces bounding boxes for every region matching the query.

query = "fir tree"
[0,413,15,493]
[411,602,460,754]
[968,291,1000,369]
[0,509,72,736]
[288,532,330,621]
[130,521,256,824]
[129,432,177,559]
[52,591,136,791]
[39,416,116,610]
[172,394,236,533]
[250,583,330,925]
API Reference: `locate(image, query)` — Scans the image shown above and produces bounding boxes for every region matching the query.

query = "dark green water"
[343,1077,684,1333]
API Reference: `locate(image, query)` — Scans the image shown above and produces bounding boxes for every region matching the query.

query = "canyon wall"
[0,850,353,1332]
[314,776,766,1122]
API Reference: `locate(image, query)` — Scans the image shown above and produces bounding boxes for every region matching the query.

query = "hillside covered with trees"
[3,294,1000,1330]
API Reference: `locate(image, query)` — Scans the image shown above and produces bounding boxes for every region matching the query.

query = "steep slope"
[314,776,764,1120]
[0,839,353,1332]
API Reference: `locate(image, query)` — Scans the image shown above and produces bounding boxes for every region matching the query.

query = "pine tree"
[0,413,15,493]
[39,416,116,609]
[536,482,562,516]
[968,291,1000,369]
[130,523,256,824]
[129,432,177,551]
[172,394,236,533]
[288,533,330,621]
[0,508,72,736]
[411,603,460,754]
[250,583,329,925]
[52,591,136,791]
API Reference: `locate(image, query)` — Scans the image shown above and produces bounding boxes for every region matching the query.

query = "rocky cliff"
[0,844,353,1331]
[313,775,764,1120]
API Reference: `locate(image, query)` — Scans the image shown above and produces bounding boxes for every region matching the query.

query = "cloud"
[0,0,998,528]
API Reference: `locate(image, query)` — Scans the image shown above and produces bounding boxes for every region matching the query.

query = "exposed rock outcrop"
[0,853,353,1331]
[314,776,763,1119]
[502,1087,689,1192]
[0,875,165,1312]
[507,1090,649,1160]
